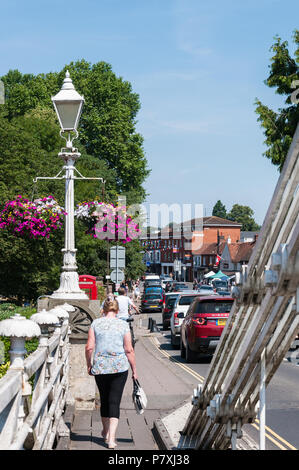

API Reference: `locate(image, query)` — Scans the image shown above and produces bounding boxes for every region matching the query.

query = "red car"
[180,296,233,362]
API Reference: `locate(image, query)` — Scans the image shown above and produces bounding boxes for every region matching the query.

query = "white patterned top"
[90,317,130,375]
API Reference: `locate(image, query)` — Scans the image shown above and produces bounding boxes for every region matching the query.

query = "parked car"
[144,274,160,281]
[216,289,231,296]
[141,293,163,312]
[180,296,234,362]
[162,292,181,329]
[197,285,216,295]
[161,277,173,289]
[144,286,163,295]
[170,293,200,347]
[144,280,162,289]
[171,282,189,292]
[211,279,229,290]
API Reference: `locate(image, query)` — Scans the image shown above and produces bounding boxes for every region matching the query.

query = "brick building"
[141,216,242,281]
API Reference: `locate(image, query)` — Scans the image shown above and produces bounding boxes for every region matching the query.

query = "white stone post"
[31,310,59,347]
[0,314,41,433]
[0,314,41,369]
[48,307,69,336]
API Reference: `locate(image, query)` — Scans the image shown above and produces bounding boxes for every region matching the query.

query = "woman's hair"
[102,299,119,314]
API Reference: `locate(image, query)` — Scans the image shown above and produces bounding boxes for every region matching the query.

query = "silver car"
[197,285,216,296]
[169,292,199,347]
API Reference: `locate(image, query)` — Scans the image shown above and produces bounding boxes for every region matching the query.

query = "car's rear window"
[145,294,162,300]
[179,296,197,306]
[194,301,233,314]
[166,297,177,307]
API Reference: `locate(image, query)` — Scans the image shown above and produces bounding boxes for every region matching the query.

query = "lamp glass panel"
[55,101,81,131]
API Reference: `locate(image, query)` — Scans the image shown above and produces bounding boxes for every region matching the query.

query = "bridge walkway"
[58,316,198,451]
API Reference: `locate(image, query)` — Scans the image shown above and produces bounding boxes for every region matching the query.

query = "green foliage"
[0,361,10,379]
[1,60,150,203]
[0,60,149,301]
[227,204,260,232]
[97,285,106,303]
[0,304,38,378]
[212,200,227,219]
[0,302,36,320]
[124,240,146,280]
[255,31,299,170]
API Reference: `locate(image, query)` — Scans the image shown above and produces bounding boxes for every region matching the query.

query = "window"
[178,296,197,306]
[145,294,163,300]
[194,301,233,314]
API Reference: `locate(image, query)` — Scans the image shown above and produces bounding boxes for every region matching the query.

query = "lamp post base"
[51,271,88,300]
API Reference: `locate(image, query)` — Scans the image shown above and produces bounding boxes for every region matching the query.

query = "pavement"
[57,313,200,451]
[57,288,257,451]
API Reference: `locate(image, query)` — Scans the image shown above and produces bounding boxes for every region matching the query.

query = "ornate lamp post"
[50,71,88,299]
[33,71,104,300]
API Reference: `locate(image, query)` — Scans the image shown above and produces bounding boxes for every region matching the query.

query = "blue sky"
[0,0,298,224]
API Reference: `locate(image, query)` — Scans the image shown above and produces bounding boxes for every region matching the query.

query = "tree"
[255,31,299,171]
[212,200,227,219]
[0,61,148,300]
[1,60,150,204]
[227,204,260,232]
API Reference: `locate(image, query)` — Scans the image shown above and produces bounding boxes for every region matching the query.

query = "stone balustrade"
[0,307,70,450]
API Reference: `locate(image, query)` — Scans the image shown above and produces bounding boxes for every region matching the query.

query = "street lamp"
[51,70,84,149]
[50,71,88,300]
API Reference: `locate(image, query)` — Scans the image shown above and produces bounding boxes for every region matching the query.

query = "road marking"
[254,419,297,450]
[251,423,290,450]
[149,336,205,383]
[148,335,297,450]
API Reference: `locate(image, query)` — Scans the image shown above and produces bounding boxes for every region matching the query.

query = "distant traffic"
[140,272,234,362]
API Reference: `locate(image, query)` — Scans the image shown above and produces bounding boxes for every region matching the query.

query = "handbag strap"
[133,378,141,387]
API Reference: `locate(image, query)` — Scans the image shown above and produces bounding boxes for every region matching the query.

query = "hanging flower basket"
[75,200,140,243]
[0,195,66,240]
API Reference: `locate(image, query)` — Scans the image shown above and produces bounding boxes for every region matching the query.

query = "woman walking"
[85,299,137,449]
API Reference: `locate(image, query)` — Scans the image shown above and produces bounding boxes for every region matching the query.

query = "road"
[142,310,299,450]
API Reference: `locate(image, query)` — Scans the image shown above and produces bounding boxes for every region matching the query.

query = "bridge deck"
[58,317,199,451]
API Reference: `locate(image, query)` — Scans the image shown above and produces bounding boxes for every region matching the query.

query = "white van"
[144,274,160,280]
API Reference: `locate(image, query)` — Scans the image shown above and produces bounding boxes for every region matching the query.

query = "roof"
[202,216,242,227]
[194,241,226,256]
[227,241,256,263]
[160,216,243,234]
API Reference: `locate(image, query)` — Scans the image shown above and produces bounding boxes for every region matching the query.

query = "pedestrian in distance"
[116,287,139,320]
[85,299,138,449]
[133,284,140,302]
[116,287,139,347]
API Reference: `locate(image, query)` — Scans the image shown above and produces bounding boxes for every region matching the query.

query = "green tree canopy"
[1,60,150,204]
[255,31,299,171]
[0,61,148,301]
[227,204,260,232]
[212,200,227,219]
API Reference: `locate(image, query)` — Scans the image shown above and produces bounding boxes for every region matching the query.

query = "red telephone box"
[79,275,97,300]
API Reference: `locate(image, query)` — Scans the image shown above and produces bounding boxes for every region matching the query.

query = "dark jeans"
[94,370,128,419]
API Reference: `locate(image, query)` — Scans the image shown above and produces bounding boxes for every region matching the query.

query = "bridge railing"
[181,122,299,450]
[0,308,70,450]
